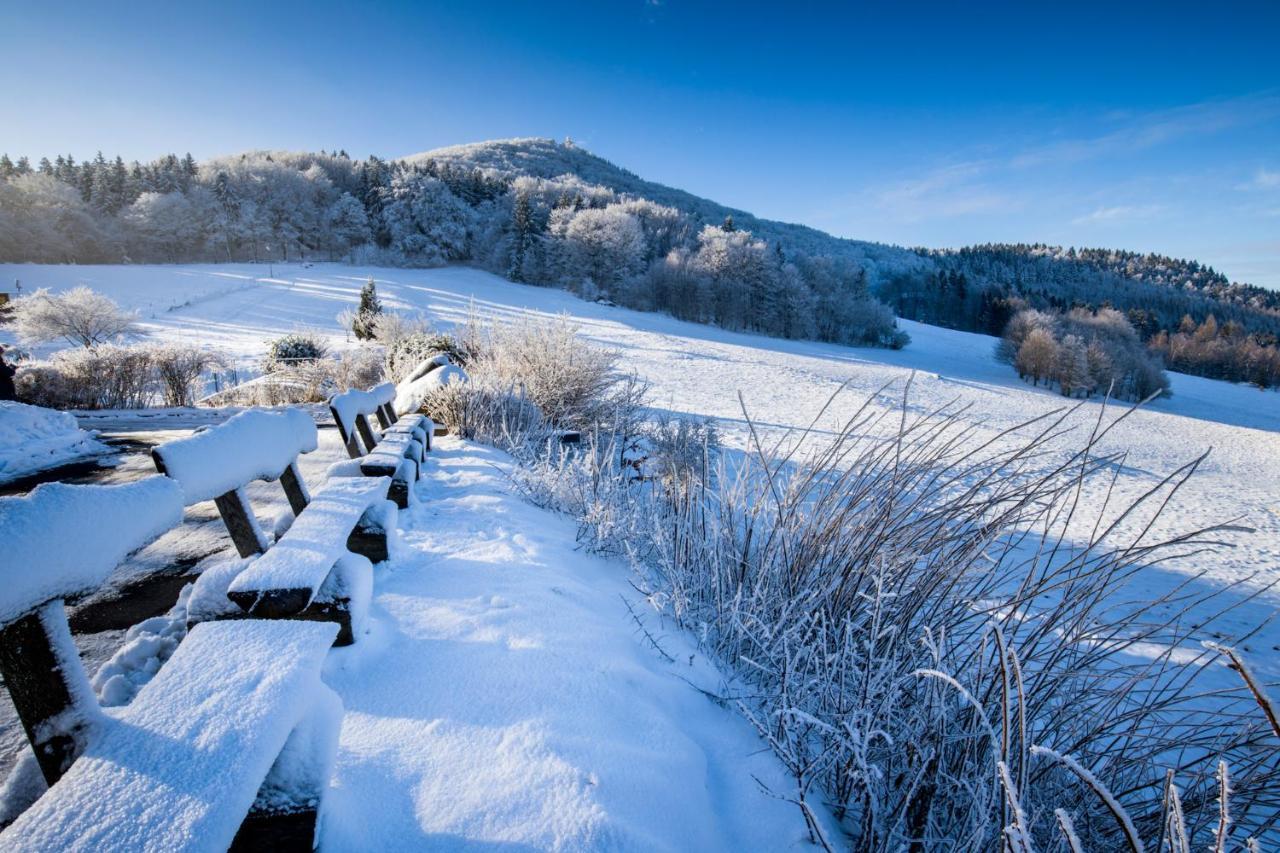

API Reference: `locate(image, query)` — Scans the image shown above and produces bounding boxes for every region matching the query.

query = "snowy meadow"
[2,261,1279,848]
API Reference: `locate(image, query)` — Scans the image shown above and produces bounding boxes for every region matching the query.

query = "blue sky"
[3,0,1279,286]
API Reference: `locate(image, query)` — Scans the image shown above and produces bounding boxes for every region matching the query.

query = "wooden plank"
[354,413,379,456]
[214,489,269,558]
[328,404,362,460]
[0,604,93,786]
[278,462,310,516]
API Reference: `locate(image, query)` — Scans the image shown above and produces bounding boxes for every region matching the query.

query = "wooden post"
[328,405,362,460]
[0,603,94,786]
[278,461,310,516]
[347,509,391,563]
[383,403,400,424]
[354,413,379,456]
[374,405,392,430]
[214,488,269,558]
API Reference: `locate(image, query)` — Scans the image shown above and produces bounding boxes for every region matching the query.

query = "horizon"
[3,0,1278,287]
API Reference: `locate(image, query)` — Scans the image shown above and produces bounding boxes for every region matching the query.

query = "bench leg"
[0,602,96,786]
[214,487,269,558]
[355,413,379,456]
[279,462,310,516]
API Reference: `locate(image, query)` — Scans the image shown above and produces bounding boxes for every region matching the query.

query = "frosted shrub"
[10,286,139,347]
[263,332,329,373]
[422,380,546,448]
[385,330,468,382]
[151,344,225,407]
[326,346,385,393]
[17,344,155,409]
[474,316,639,431]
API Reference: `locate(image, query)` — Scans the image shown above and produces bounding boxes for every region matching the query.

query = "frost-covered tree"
[12,287,140,347]
[562,205,645,294]
[325,192,371,257]
[382,175,472,264]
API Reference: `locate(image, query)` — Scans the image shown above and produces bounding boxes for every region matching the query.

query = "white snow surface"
[328,388,380,435]
[319,437,826,850]
[1,619,339,853]
[153,407,317,504]
[2,261,1278,845]
[0,477,183,625]
[0,401,110,485]
[394,363,467,416]
[226,476,391,599]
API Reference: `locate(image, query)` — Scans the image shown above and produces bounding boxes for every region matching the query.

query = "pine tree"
[0,154,13,179]
[721,214,735,232]
[352,276,382,340]
[510,189,535,281]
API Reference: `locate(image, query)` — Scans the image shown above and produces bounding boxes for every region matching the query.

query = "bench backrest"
[0,478,184,785]
[152,408,318,557]
[329,388,386,458]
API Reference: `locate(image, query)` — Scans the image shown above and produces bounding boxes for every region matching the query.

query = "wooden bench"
[0,479,341,850]
[222,475,395,646]
[153,410,398,646]
[329,388,430,509]
[151,408,320,558]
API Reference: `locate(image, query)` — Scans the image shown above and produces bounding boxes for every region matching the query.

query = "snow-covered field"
[2,261,1278,844]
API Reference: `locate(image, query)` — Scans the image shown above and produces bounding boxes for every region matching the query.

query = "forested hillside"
[880,244,1280,387]
[2,139,1278,384]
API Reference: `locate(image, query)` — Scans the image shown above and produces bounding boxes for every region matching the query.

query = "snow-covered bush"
[18,344,155,409]
[385,330,468,382]
[504,385,1276,848]
[327,346,385,393]
[263,332,329,373]
[10,286,139,347]
[151,344,225,407]
[1000,307,1168,400]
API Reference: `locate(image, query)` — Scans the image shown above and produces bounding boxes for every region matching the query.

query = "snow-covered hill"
[406,137,929,280]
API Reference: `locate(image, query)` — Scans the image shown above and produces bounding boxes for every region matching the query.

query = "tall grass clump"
[505,377,1279,849]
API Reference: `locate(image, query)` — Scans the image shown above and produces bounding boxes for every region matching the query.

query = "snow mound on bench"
[0,619,339,852]
[227,476,391,601]
[154,408,317,504]
[0,402,110,486]
[329,389,379,433]
[0,476,183,625]
[394,363,467,415]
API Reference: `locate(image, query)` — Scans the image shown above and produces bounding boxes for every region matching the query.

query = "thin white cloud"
[1243,168,1280,190]
[1070,204,1165,225]
[1010,93,1280,170]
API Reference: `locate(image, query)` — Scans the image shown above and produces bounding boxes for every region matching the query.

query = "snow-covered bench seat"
[329,388,429,509]
[1,620,341,852]
[151,408,319,558]
[368,381,435,444]
[0,479,342,850]
[216,476,396,646]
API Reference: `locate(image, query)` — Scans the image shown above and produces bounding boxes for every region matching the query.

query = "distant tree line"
[0,148,906,350]
[879,243,1280,388]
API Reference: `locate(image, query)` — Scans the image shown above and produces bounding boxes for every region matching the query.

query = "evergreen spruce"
[352,276,382,340]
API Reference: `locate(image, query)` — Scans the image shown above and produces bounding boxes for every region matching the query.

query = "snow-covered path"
[320,438,820,851]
